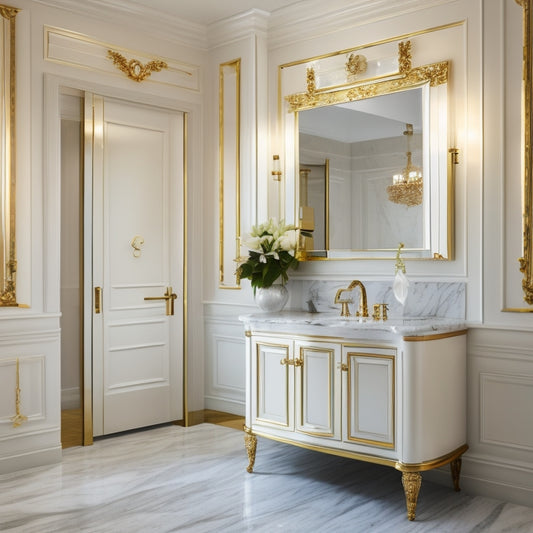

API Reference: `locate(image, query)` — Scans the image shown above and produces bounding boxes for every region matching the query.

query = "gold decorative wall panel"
[218,59,241,289]
[0,4,18,306]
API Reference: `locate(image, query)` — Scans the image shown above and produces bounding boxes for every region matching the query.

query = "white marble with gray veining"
[240,311,466,341]
[1,424,532,532]
[298,280,466,319]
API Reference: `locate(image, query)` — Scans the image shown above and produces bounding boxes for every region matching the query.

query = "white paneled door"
[87,94,184,436]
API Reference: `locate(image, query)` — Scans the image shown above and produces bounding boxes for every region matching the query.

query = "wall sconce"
[272,155,282,181]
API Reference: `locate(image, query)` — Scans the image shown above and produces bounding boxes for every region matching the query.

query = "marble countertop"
[239,311,467,341]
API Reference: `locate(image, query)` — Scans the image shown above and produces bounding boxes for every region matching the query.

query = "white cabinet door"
[252,338,293,429]
[343,347,396,449]
[295,341,340,439]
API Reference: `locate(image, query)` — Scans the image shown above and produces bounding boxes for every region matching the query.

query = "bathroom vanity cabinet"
[240,312,468,521]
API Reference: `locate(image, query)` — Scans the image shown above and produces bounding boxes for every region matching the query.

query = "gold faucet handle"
[334,288,352,317]
[372,304,381,321]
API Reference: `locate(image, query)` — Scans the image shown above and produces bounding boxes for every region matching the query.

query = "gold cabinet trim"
[296,345,335,438]
[345,351,396,449]
[255,340,291,428]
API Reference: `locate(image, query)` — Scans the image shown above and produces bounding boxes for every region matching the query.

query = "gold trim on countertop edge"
[402,329,468,342]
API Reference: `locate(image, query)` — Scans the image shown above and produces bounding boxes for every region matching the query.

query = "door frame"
[46,74,196,445]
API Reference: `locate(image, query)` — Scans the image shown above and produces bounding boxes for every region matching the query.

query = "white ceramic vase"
[255,285,289,312]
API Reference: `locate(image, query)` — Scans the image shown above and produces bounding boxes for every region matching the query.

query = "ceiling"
[116,0,303,26]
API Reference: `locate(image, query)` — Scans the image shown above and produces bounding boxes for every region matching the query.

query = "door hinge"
[94,286,102,314]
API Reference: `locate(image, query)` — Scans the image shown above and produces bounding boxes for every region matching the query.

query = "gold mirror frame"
[286,41,455,261]
[0,5,18,306]
[517,0,533,304]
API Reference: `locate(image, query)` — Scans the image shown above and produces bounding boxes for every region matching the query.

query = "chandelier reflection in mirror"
[387,124,423,207]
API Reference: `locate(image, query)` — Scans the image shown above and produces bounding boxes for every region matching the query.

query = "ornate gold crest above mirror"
[283,39,458,260]
[0,4,18,305]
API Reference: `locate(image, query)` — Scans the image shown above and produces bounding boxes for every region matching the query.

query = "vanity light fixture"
[387,124,423,207]
[272,155,282,181]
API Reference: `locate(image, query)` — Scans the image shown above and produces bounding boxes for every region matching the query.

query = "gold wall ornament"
[0,4,18,306]
[11,358,28,428]
[398,40,412,74]
[516,0,533,304]
[306,66,316,95]
[345,53,368,78]
[107,50,168,82]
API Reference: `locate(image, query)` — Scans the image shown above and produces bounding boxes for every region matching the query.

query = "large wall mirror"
[0,5,18,305]
[284,41,457,260]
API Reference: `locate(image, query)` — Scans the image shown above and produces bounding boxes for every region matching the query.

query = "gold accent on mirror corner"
[517,0,533,306]
[106,49,168,82]
[0,5,18,306]
[218,58,242,290]
[286,60,448,113]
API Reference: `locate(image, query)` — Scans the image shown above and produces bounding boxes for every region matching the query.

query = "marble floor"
[1,423,533,532]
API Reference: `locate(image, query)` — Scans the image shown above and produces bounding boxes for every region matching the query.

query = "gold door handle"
[144,286,177,316]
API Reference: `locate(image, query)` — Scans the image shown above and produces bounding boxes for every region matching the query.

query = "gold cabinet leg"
[402,471,422,521]
[244,427,257,473]
[450,457,462,492]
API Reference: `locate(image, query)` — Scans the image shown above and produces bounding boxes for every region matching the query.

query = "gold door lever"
[144,286,177,316]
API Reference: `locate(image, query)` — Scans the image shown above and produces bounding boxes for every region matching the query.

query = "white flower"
[259,254,267,263]
[242,235,261,251]
[278,229,298,251]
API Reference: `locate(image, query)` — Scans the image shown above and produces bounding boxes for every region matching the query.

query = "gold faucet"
[334,280,368,318]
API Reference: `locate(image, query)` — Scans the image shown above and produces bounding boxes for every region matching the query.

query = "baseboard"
[0,446,62,475]
[61,387,81,410]
[205,397,245,416]
[423,456,533,509]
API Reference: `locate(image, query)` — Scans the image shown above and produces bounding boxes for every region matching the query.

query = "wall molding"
[45,26,200,91]
[34,0,207,50]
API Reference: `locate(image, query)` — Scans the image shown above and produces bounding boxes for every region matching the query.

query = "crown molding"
[32,0,209,50]
[207,9,269,50]
[267,0,458,49]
